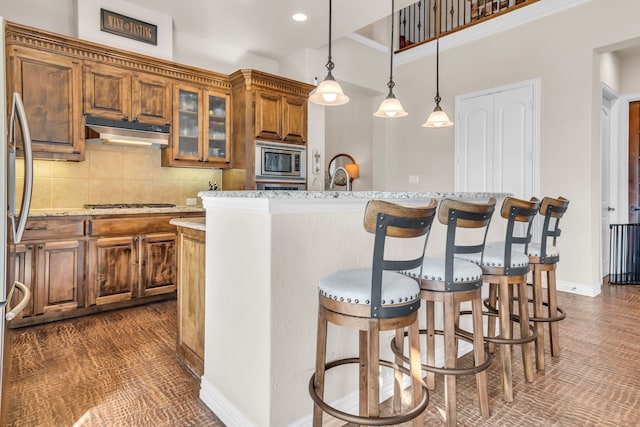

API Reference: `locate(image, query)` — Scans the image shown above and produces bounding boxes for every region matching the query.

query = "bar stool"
[392,197,496,427]
[466,196,540,403]
[527,196,569,371]
[309,199,437,426]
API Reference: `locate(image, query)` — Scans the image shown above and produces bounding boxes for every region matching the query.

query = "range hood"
[85,115,170,147]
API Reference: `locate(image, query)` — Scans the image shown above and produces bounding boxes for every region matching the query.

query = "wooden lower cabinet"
[88,232,177,305]
[8,212,202,328]
[176,225,205,376]
[139,233,177,297]
[36,240,84,314]
[8,218,86,327]
[8,239,84,324]
[88,236,137,305]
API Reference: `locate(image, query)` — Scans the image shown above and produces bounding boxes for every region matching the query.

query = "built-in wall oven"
[255,140,306,190]
[256,182,306,191]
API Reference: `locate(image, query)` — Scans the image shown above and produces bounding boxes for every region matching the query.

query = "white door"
[456,92,494,192]
[455,80,538,201]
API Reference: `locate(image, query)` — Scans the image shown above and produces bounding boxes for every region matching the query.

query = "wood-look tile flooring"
[4,284,640,426]
[4,301,224,427]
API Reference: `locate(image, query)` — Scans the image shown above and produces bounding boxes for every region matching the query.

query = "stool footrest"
[390,329,492,376]
[309,358,430,426]
[477,308,538,345]
[527,298,566,323]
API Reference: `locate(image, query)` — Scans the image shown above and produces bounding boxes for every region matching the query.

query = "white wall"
[0,0,279,74]
[0,0,76,36]
[324,0,640,295]
[621,52,640,93]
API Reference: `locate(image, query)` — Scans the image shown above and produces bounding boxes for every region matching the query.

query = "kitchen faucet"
[330,166,351,191]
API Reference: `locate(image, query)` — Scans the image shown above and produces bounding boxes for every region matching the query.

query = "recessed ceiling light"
[292,13,307,22]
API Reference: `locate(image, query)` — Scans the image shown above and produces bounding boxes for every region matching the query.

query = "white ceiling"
[124,0,416,60]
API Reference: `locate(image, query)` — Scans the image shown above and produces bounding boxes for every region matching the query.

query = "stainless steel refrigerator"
[1,16,34,421]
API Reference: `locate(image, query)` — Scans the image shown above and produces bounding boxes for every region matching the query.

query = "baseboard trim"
[199,378,257,427]
[557,279,601,297]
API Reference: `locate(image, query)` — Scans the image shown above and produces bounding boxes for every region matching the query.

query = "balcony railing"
[398,0,539,51]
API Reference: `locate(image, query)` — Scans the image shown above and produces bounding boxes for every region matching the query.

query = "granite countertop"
[170,217,206,231]
[198,190,510,200]
[27,206,205,217]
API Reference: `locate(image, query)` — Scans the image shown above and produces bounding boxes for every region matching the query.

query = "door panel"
[494,86,533,198]
[456,95,493,192]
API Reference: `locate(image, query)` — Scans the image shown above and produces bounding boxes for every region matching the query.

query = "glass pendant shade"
[423,5,453,129]
[310,0,349,107]
[309,76,349,106]
[374,0,406,118]
[423,105,453,127]
[374,94,408,118]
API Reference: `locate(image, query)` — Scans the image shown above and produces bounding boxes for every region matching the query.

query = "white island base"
[198,191,507,427]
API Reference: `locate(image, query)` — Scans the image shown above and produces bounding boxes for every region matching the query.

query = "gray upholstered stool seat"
[525,242,560,258]
[320,269,420,306]
[488,241,560,259]
[403,256,483,291]
[462,246,530,271]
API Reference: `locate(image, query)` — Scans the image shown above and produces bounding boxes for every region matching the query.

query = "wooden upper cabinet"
[7,45,84,161]
[84,62,171,125]
[255,90,308,143]
[255,90,282,140]
[282,95,308,143]
[133,74,172,125]
[84,62,132,120]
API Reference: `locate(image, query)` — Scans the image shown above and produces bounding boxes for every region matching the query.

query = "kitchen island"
[197,191,508,427]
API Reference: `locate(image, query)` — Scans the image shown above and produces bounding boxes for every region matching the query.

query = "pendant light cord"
[434,3,441,105]
[325,0,335,76]
[387,0,396,93]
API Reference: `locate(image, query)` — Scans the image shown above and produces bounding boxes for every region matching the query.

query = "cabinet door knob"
[38,245,44,249]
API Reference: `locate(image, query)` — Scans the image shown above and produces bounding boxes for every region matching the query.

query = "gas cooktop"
[83,203,177,209]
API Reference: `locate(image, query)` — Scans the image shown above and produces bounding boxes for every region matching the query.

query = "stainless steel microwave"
[255,141,306,182]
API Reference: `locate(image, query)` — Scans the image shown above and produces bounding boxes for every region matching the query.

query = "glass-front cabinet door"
[176,88,200,161]
[164,83,230,168]
[204,91,230,163]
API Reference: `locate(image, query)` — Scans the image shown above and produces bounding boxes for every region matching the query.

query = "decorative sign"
[100,8,157,45]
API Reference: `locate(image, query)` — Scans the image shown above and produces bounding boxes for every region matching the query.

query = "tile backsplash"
[15,143,222,209]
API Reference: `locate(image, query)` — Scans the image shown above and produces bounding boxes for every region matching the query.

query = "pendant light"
[309,0,349,106]
[423,5,453,128]
[374,0,407,118]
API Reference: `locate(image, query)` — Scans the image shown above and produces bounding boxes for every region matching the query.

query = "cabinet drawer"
[22,218,86,241]
[88,216,177,237]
